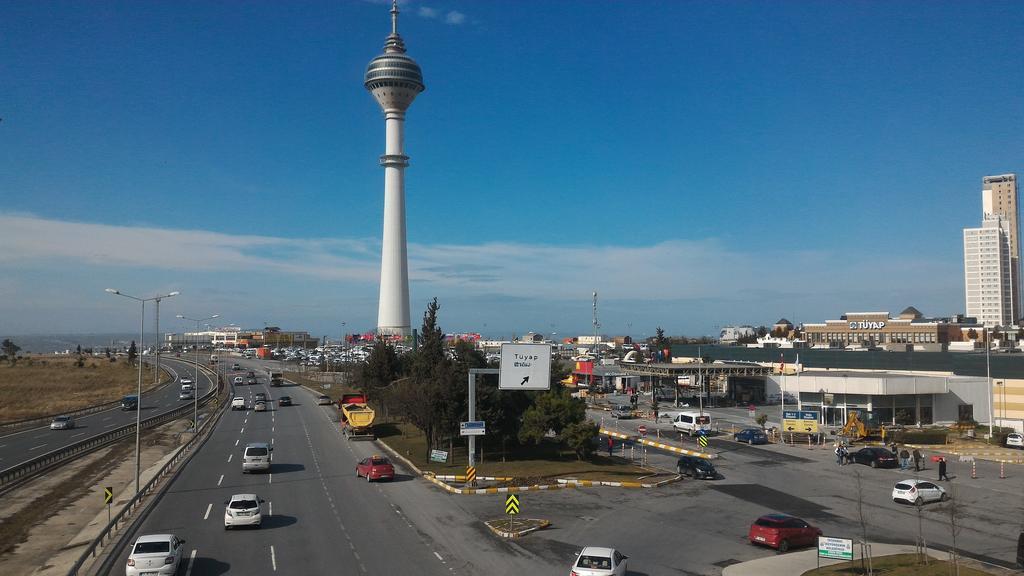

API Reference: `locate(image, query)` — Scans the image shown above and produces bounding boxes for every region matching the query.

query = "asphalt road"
[115,356,561,575]
[0,357,216,473]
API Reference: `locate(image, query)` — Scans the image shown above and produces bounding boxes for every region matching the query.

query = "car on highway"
[277,395,292,406]
[569,546,628,576]
[316,394,332,406]
[1006,432,1024,449]
[892,479,948,505]
[675,455,717,479]
[180,377,193,387]
[247,370,255,378]
[242,442,272,473]
[254,400,267,412]
[50,415,75,430]
[125,533,185,576]
[224,493,264,529]
[232,363,241,370]
[231,397,246,410]
[734,428,768,444]
[356,455,395,482]
[233,376,244,386]
[748,514,821,552]
[121,395,138,410]
[179,388,195,400]
[848,447,898,468]
[255,392,267,402]
[610,405,634,419]
[247,377,257,385]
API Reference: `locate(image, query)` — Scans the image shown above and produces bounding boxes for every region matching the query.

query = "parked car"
[125,533,185,576]
[277,396,292,406]
[748,514,821,552]
[224,493,263,529]
[1006,433,1024,449]
[121,395,138,410]
[569,546,628,576]
[892,479,948,505]
[254,400,267,412]
[316,394,332,406]
[356,455,395,482]
[50,415,75,430]
[734,428,768,444]
[849,447,898,468]
[676,455,717,479]
[231,397,246,410]
[610,405,634,419]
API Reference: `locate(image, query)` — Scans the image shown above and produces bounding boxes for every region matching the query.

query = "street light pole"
[178,313,219,432]
[986,326,993,438]
[105,288,179,496]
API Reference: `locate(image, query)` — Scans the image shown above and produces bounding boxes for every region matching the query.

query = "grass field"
[803,553,992,575]
[376,421,654,483]
[0,356,160,422]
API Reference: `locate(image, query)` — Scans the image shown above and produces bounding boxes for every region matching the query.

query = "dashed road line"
[218,474,224,486]
[268,473,273,484]
[270,545,277,571]
[228,454,233,463]
[71,432,85,438]
[203,503,212,520]
[235,439,239,446]
[29,444,47,451]
[268,501,273,516]
[434,552,444,562]
[184,549,198,576]
[240,428,245,434]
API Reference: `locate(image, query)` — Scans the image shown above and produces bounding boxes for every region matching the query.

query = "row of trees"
[355,298,598,460]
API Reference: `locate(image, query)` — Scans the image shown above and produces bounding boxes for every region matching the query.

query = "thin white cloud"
[444,10,466,25]
[418,6,438,19]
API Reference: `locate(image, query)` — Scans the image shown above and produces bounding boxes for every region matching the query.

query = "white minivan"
[242,442,272,473]
[672,411,711,436]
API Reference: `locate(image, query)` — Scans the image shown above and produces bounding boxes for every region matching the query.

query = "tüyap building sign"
[849,321,886,330]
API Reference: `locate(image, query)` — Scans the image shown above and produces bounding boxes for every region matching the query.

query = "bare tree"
[853,469,874,575]
[947,483,962,576]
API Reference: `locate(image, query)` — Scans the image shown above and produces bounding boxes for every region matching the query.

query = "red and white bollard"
[1000,461,1006,479]
[971,460,977,479]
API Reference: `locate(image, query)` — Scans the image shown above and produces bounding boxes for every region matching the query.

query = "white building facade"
[964,214,1016,327]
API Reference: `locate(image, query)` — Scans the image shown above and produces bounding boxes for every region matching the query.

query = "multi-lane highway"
[0,357,216,474]
[114,358,557,575]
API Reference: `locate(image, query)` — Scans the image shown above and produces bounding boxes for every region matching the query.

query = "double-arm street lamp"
[105,288,179,496]
[177,313,220,433]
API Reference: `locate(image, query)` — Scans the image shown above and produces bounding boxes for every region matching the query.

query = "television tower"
[365,0,425,336]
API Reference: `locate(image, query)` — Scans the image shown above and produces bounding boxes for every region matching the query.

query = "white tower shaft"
[378,111,411,335]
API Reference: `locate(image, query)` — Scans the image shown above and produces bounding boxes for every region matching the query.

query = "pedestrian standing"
[938,457,950,481]
[607,435,614,457]
[899,448,910,470]
[889,440,898,455]
[912,448,923,472]
[834,443,843,465]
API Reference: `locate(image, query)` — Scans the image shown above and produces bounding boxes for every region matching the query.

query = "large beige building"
[964,214,1016,326]
[803,307,963,350]
[982,173,1020,320]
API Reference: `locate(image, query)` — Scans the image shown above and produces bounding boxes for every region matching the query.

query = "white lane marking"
[271,438,274,444]
[203,503,212,520]
[29,444,47,451]
[240,428,245,434]
[268,501,273,516]
[434,551,444,562]
[218,474,224,486]
[184,549,198,576]
[272,426,275,433]
[235,439,239,446]
[0,444,6,448]
[34,433,49,439]
[228,454,233,463]
[71,432,86,438]
[268,473,272,484]
[106,423,118,428]
[270,545,277,571]
[102,416,112,421]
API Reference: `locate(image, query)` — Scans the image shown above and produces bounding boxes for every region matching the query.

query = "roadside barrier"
[599,428,716,460]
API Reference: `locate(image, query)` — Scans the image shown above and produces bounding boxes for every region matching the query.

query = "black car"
[1017,531,1024,569]
[849,447,898,468]
[255,392,267,402]
[676,455,717,479]
[247,377,257,385]
[278,396,292,406]
[121,395,138,410]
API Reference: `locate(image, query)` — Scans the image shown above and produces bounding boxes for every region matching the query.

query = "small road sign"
[505,494,520,515]
[698,435,709,449]
[783,410,820,434]
[498,343,551,390]
[818,536,853,561]
[460,421,486,436]
[637,424,647,436]
[466,466,477,484]
[103,486,113,504]
[429,449,448,463]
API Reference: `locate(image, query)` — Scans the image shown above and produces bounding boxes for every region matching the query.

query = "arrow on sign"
[104,486,113,504]
[505,494,520,515]
[520,376,529,386]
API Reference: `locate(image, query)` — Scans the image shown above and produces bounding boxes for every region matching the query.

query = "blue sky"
[1,0,1022,339]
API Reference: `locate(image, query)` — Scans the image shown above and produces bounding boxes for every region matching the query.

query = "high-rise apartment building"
[964,214,1015,327]
[982,173,1019,319]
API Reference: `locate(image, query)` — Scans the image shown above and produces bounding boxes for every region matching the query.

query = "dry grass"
[377,421,653,482]
[0,356,159,422]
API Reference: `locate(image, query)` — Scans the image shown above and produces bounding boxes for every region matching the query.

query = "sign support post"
[468,368,499,485]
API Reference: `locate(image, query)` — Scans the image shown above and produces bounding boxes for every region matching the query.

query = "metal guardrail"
[67,370,228,576]
[0,367,219,494]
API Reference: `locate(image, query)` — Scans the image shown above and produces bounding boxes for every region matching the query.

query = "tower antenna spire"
[391,0,399,35]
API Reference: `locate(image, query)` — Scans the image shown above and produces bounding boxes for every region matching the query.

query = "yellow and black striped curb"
[433,475,515,482]
[484,519,551,538]
[421,472,682,494]
[600,428,717,459]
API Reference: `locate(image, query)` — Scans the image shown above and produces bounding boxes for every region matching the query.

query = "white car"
[231,397,246,410]
[180,377,193,387]
[1006,433,1024,448]
[125,533,185,576]
[570,546,628,576]
[892,479,948,505]
[233,376,244,385]
[224,493,263,529]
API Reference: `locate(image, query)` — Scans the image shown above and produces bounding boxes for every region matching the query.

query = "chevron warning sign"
[103,486,113,504]
[698,435,709,449]
[505,494,520,515]
[466,466,477,484]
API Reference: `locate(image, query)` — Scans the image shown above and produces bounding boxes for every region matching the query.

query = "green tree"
[967,328,978,340]
[2,338,20,365]
[756,413,769,430]
[356,337,403,418]
[563,421,599,460]
[518,388,586,445]
[756,325,769,337]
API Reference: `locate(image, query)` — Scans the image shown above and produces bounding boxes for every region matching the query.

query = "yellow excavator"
[841,411,867,440]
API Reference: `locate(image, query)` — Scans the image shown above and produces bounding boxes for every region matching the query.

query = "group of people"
[834,440,951,481]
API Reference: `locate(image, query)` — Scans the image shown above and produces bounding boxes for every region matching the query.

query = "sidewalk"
[722,543,948,576]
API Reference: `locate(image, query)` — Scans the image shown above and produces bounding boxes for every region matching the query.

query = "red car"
[356,456,394,482]
[748,514,822,552]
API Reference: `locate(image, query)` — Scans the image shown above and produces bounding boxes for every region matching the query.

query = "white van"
[672,411,711,436]
[242,442,272,473]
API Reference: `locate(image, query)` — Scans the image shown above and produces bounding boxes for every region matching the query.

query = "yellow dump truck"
[340,393,375,440]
